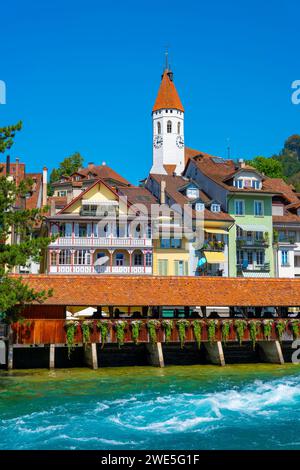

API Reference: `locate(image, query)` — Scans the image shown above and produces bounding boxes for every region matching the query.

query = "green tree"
[49,152,84,195]
[247,156,284,178]
[0,123,52,322]
[284,135,300,160]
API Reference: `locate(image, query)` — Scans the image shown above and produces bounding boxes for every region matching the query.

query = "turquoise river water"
[0,364,300,450]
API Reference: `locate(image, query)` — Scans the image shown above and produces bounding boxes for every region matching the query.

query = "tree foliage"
[0,123,52,322]
[49,152,84,195]
[246,156,284,178]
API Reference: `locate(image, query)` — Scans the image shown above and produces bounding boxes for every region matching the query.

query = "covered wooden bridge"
[4,275,300,369]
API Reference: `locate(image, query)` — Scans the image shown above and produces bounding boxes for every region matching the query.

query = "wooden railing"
[11,318,299,346]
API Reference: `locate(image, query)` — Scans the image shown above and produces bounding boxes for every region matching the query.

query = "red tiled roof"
[13,275,300,307]
[117,186,158,212]
[25,173,43,210]
[264,178,300,204]
[149,174,233,222]
[153,70,184,112]
[52,164,130,187]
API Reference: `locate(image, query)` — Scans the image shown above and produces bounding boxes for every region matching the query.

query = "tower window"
[157,122,161,134]
[177,122,181,134]
[167,121,172,133]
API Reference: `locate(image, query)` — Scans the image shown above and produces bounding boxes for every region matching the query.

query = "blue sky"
[0,0,299,184]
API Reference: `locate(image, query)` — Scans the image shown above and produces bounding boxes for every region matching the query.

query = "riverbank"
[0,364,300,450]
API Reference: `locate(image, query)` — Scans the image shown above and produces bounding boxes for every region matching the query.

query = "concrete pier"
[258,340,284,364]
[49,344,55,369]
[84,343,98,369]
[204,341,226,366]
[146,342,164,367]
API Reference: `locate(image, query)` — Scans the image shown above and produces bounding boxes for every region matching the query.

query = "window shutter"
[185,261,189,275]
[174,261,179,276]
[87,224,92,237]
[65,223,72,237]
[74,223,79,237]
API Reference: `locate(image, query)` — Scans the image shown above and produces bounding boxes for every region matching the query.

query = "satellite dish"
[94,256,109,266]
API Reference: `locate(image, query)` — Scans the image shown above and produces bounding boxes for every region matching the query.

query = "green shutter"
[184,261,189,275]
[158,259,168,276]
[174,261,179,276]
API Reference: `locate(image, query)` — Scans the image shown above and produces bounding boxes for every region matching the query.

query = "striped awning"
[203,251,225,264]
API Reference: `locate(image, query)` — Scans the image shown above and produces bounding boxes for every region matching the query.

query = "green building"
[184,155,276,277]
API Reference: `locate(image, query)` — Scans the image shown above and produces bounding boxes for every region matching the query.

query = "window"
[252,180,260,189]
[281,250,289,266]
[234,179,243,188]
[157,122,161,134]
[237,250,243,265]
[186,187,198,199]
[235,200,245,215]
[59,223,72,237]
[174,260,188,276]
[256,250,265,265]
[158,259,168,275]
[116,253,124,266]
[177,122,181,134]
[237,226,243,238]
[160,238,182,249]
[255,231,264,241]
[247,251,253,264]
[134,253,143,266]
[211,203,221,212]
[254,200,264,216]
[195,202,205,211]
[59,249,71,265]
[58,190,67,197]
[74,250,91,265]
[167,120,172,133]
[145,252,152,267]
[50,252,57,266]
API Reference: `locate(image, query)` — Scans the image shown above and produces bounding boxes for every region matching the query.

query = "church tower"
[151,65,185,175]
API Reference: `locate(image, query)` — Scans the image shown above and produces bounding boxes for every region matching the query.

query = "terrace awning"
[203,251,225,264]
[237,224,268,232]
[204,228,228,234]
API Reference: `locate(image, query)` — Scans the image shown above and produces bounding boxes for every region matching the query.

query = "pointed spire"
[152,65,184,113]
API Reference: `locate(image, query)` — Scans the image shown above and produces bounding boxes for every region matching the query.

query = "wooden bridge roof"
[15,275,300,307]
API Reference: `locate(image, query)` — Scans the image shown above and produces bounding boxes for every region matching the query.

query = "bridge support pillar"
[84,343,98,369]
[204,341,225,366]
[258,340,284,364]
[49,344,55,369]
[146,342,164,367]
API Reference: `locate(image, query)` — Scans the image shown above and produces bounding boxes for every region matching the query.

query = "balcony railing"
[49,265,152,275]
[49,236,152,248]
[237,262,270,273]
[236,238,268,248]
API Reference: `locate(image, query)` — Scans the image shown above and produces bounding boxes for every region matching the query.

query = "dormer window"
[211,203,221,212]
[195,202,205,212]
[234,179,243,188]
[186,187,199,199]
[252,180,260,189]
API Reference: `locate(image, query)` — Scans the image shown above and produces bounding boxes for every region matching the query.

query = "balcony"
[49,265,152,275]
[202,240,225,252]
[49,236,152,248]
[236,238,268,248]
[237,262,270,274]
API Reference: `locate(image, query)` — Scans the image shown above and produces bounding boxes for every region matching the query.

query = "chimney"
[238,158,245,169]
[88,162,94,169]
[50,198,56,216]
[160,180,166,204]
[6,155,10,175]
[42,167,48,207]
[15,157,19,184]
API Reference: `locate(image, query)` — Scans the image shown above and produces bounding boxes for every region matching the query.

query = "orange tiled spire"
[152,69,184,113]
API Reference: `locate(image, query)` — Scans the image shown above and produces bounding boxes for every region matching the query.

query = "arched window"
[167,120,172,133]
[177,122,181,134]
[157,122,161,134]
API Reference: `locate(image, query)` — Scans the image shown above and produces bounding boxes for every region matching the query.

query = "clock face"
[176,135,184,149]
[153,135,163,149]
